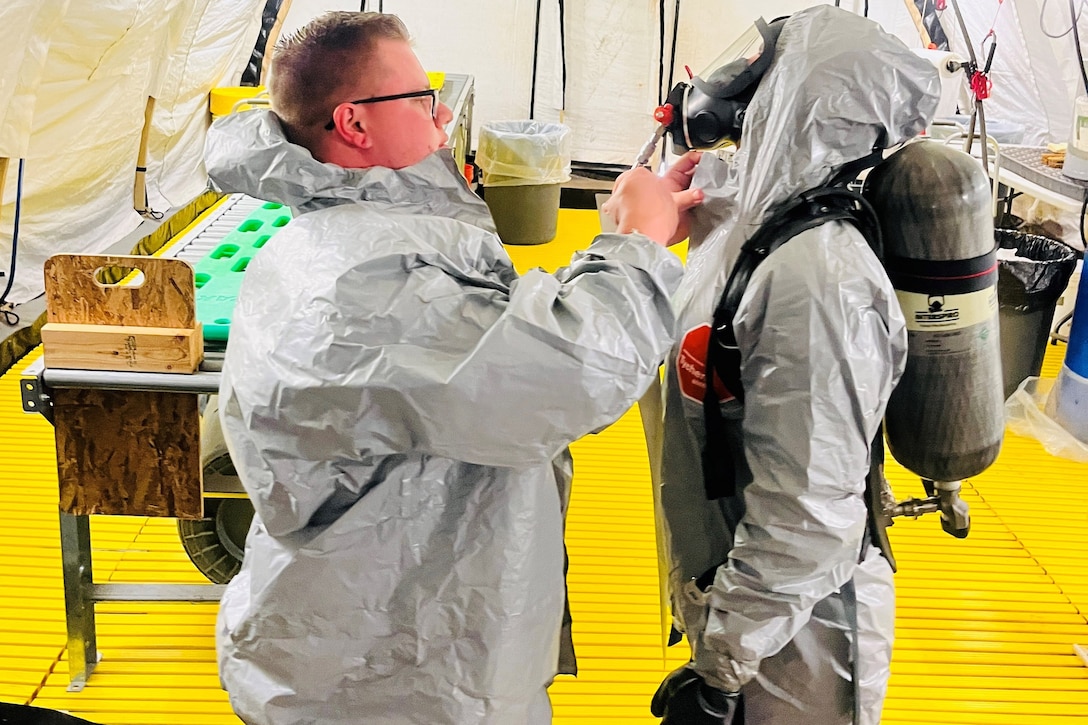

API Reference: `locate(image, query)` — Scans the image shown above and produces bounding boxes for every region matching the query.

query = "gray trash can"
[996,229,1078,399]
[476,121,572,245]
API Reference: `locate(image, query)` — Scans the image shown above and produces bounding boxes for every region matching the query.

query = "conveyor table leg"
[60,512,98,691]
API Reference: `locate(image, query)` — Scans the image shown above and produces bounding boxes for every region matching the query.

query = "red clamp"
[654,103,674,126]
[936,0,947,10]
[970,70,992,100]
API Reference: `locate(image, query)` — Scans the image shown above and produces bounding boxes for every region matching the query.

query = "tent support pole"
[261,0,294,83]
[903,0,933,48]
[0,157,8,223]
[133,97,155,217]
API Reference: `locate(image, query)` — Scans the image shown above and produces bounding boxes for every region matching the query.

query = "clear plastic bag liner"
[1005,376,1088,462]
[476,120,572,187]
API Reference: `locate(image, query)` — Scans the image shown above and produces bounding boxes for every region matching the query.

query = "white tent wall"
[0,0,263,306]
[146,0,267,211]
[281,0,539,158]
[523,0,679,165]
[0,0,180,305]
[0,0,71,159]
[925,0,1088,247]
[2,0,1088,308]
[936,0,1080,147]
[281,0,846,166]
[1017,0,1085,143]
[279,1,1088,162]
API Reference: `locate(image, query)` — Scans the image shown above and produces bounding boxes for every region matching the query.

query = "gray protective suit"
[657,7,939,723]
[203,110,683,725]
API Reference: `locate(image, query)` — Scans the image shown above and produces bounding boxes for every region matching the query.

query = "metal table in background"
[21,355,224,690]
[439,73,474,174]
[991,145,1087,343]
[994,144,1088,215]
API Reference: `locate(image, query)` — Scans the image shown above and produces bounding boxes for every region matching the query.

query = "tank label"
[897,288,997,356]
[906,326,990,355]
[897,288,997,332]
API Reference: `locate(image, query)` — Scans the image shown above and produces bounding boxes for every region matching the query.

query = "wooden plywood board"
[42,255,203,374]
[43,254,204,519]
[43,255,197,328]
[53,389,202,519]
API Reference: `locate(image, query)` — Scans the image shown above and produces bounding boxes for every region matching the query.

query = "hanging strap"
[701,186,882,500]
[841,576,862,725]
[864,426,897,571]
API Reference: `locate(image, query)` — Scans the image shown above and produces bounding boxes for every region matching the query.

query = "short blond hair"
[269,12,409,145]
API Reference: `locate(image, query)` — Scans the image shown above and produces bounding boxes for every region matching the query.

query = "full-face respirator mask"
[633,16,786,166]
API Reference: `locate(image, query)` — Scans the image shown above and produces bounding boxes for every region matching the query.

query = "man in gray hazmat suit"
[637,6,941,724]
[202,11,698,725]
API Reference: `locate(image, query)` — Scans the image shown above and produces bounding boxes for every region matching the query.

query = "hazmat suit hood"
[681,4,940,312]
[205,108,495,229]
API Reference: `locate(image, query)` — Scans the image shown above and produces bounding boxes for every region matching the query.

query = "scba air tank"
[864,141,1004,482]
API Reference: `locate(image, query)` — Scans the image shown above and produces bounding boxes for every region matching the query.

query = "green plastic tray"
[194,201,292,342]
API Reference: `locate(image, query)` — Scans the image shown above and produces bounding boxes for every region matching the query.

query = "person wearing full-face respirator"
[606,6,941,724]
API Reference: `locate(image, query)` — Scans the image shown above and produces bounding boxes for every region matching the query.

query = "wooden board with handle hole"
[42,254,204,519]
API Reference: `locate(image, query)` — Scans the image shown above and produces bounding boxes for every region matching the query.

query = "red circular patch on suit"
[677,324,735,404]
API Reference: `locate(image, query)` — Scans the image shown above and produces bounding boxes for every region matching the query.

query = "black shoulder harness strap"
[701,184,883,501]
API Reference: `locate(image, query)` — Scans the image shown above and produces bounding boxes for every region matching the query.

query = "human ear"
[330,104,371,149]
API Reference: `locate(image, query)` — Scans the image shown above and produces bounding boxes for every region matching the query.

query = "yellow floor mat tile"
[1,207,1087,723]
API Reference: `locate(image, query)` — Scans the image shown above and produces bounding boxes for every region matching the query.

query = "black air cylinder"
[864,141,1004,481]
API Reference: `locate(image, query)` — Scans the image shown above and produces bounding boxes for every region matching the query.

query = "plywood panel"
[54,389,201,519]
[43,255,196,329]
[42,254,203,519]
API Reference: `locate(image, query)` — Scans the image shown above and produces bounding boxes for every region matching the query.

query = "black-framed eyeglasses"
[324,88,439,130]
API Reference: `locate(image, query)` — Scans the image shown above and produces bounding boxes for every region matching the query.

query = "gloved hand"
[650,665,743,724]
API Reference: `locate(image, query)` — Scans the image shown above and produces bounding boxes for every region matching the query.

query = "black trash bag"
[0,703,101,725]
[996,229,1078,314]
[240,0,288,87]
[995,229,1080,399]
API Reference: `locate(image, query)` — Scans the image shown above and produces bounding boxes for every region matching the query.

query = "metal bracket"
[20,372,54,425]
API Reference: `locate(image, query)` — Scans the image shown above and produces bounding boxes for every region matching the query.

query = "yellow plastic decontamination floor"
[2,209,1088,723]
